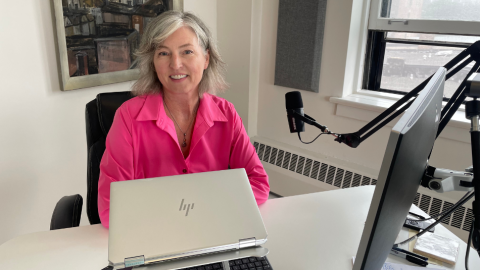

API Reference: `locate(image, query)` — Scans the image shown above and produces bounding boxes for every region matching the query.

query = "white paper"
[414,232,460,264]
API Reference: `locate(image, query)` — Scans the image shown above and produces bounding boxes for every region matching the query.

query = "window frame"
[364,0,480,100]
[369,0,480,36]
[362,31,472,102]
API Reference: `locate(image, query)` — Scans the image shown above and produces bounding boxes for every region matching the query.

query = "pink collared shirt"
[98,93,269,228]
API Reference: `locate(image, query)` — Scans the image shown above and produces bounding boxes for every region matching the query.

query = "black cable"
[394,191,473,247]
[466,217,474,270]
[406,191,474,222]
[298,132,334,144]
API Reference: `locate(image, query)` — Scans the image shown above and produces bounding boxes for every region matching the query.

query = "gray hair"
[131,11,228,96]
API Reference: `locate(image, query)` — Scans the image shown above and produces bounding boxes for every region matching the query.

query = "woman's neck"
[163,90,200,121]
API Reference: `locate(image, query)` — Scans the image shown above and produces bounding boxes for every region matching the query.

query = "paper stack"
[413,232,460,265]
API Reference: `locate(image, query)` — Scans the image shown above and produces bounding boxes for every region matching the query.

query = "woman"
[98,11,269,228]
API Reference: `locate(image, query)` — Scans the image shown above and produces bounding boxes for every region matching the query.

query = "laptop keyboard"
[228,256,272,270]
[181,256,273,270]
[101,256,273,270]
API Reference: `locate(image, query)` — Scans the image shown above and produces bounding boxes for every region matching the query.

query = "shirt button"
[183,169,187,173]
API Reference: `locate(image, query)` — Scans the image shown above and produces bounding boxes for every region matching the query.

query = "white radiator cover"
[253,140,474,243]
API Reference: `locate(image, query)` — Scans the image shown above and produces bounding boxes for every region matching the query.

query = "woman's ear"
[204,49,210,70]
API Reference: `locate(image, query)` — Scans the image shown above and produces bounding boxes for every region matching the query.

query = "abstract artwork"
[53,0,183,90]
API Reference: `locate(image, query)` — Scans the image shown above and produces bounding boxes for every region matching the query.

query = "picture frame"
[53,0,183,91]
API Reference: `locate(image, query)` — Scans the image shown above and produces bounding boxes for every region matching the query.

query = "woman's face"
[154,26,209,96]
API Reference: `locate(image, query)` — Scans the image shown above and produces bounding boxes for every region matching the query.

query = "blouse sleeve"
[97,106,135,228]
[228,104,270,205]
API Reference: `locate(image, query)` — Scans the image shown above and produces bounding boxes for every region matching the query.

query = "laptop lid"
[108,169,268,269]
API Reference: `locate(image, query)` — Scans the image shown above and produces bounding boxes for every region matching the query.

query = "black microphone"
[285,91,361,147]
[285,91,305,133]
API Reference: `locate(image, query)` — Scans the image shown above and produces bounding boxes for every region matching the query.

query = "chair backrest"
[86,91,133,225]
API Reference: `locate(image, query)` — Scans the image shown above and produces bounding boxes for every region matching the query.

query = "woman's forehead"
[158,26,200,48]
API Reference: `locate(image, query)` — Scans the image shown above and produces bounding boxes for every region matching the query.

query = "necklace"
[163,99,199,148]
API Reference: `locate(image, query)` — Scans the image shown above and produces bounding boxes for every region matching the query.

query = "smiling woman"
[132,11,227,97]
[97,11,270,228]
[153,27,210,97]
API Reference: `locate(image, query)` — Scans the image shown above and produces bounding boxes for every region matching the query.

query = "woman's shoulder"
[117,94,156,118]
[206,94,236,114]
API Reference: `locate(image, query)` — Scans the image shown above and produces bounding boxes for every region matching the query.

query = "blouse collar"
[135,93,228,129]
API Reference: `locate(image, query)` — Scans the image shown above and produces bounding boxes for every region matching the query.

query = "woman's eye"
[158,52,168,56]
[184,50,193,55]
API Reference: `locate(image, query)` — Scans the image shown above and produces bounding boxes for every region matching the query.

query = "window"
[364,0,480,100]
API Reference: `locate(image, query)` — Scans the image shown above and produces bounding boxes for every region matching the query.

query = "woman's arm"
[228,104,270,205]
[98,106,135,228]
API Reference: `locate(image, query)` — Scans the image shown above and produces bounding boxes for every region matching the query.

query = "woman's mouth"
[170,74,188,80]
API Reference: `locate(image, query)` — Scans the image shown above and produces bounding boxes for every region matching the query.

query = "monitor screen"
[353,67,446,270]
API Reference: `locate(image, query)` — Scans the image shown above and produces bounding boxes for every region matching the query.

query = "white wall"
[0,0,217,245]
[184,0,217,40]
[216,0,253,132]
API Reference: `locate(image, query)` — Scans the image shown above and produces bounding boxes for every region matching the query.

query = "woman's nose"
[170,54,182,69]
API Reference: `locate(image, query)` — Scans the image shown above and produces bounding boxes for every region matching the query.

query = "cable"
[394,191,473,247]
[297,132,335,144]
[466,217,474,270]
[406,191,474,222]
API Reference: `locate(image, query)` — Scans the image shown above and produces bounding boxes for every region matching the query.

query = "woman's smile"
[170,74,188,81]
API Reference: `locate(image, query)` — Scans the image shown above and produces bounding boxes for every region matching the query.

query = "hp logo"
[179,199,194,216]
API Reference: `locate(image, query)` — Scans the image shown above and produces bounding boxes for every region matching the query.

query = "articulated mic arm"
[345,40,480,256]
[290,41,480,255]
[291,41,480,147]
[334,41,480,148]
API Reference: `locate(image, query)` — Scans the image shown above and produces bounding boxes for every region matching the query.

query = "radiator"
[253,140,473,242]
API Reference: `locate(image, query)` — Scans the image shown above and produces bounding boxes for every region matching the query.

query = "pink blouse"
[98,93,269,228]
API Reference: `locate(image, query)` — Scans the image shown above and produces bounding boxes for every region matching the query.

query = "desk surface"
[1,186,479,270]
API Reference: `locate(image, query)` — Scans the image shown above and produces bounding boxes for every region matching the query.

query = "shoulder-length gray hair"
[131,11,228,96]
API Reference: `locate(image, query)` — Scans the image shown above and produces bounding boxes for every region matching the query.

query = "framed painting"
[53,0,184,90]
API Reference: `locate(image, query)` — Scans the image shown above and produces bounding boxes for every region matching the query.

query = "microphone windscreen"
[285,91,303,109]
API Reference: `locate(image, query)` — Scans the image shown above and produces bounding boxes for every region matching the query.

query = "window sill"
[329,90,471,144]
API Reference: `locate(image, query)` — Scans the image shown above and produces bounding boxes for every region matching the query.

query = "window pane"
[380,42,472,98]
[386,32,480,44]
[382,0,480,22]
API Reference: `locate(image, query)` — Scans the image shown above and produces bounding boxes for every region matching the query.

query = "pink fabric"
[98,93,269,228]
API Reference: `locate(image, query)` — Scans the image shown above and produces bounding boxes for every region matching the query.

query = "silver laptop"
[108,168,268,269]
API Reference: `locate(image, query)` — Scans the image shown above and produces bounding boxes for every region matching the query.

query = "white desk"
[1,186,478,269]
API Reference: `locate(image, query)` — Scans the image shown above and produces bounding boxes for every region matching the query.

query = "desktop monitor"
[353,67,446,270]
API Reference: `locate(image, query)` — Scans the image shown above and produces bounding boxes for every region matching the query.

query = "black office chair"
[50,91,134,230]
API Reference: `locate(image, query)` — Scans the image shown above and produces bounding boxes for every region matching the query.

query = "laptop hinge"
[239,237,256,249]
[124,255,145,267]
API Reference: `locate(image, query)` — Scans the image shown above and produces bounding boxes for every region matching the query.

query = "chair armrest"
[50,194,83,230]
